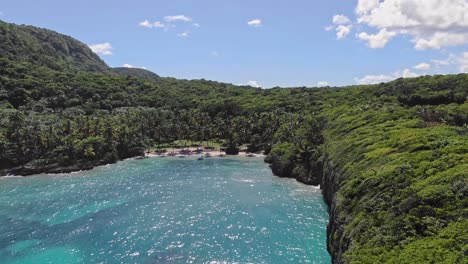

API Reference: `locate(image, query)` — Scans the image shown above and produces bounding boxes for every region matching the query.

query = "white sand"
[145,147,264,158]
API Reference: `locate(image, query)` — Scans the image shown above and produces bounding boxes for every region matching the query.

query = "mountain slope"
[111,67,160,79]
[0,20,109,73]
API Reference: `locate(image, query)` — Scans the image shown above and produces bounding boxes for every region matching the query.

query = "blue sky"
[1,0,467,88]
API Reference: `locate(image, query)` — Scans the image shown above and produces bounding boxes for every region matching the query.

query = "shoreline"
[145,147,264,158]
[0,149,265,177]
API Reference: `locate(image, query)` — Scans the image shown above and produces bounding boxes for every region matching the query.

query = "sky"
[1,0,468,88]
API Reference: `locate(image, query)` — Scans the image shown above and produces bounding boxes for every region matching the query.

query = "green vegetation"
[111,67,160,79]
[0,20,467,263]
[319,87,467,263]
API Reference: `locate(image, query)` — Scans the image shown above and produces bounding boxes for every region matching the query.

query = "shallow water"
[0,157,330,263]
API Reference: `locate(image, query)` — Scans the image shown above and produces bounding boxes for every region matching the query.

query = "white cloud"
[154,21,166,28]
[333,15,351,25]
[329,14,353,39]
[139,19,153,28]
[178,31,190,38]
[459,52,468,73]
[355,0,468,49]
[336,25,352,40]
[358,29,396,48]
[210,51,220,57]
[164,15,192,23]
[414,32,468,50]
[122,64,147,70]
[356,68,419,84]
[400,68,419,78]
[139,16,198,37]
[413,63,431,70]
[89,43,113,56]
[356,0,380,15]
[355,74,394,85]
[317,81,330,87]
[139,19,168,29]
[247,19,262,27]
[247,80,261,88]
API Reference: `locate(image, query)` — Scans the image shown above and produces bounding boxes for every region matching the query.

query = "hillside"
[111,67,160,79]
[0,20,109,73]
[0,20,467,263]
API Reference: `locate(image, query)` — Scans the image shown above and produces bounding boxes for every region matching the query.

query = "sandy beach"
[145,147,264,158]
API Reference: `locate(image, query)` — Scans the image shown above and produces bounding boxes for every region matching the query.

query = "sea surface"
[0,156,330,263]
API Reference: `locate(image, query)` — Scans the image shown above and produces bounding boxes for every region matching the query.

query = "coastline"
[0,148,265,177]
[145,147,264,158]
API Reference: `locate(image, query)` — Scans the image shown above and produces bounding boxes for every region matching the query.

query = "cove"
[0,157,331,263]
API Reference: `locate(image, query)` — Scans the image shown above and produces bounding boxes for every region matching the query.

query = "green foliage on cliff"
[320,84,467,263]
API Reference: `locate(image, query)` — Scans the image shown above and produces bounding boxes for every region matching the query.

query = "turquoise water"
[0,157,330,263]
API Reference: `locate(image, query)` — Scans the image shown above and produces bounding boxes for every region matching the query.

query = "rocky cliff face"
[320,154,348,264]
[266,148,349,263]
[265,152,321,185]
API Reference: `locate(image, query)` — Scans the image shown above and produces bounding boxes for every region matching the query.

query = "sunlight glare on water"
[0,157,330,263]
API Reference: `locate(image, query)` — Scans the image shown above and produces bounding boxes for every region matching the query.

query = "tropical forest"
[0,5,467,264]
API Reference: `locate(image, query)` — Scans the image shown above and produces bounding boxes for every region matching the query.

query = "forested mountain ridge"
[0,20,467,264]
[0,20,109,73]
[0,20,160,78]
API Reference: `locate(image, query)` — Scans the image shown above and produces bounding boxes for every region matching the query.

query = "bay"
[0,157,330,263]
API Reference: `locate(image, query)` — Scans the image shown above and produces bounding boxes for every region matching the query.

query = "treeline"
[0,58,316,113]
[0,97,320,175]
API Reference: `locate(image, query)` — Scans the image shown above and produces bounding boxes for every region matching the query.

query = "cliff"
[268,100,467,263]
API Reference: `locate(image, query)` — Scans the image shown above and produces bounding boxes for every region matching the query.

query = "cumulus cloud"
[356,0,380,14]
[356,68,419,84]
[247,19,262,27]
[336,25,352,40]
[247,80,261,88]
[164,15,192,22]
[328,14,353,39]
[89,43,113,56]
[333,14,351,25]
[355,0,468,49]
[413,63,431,70]
[358,29,396,48]
[139,20,169,29]
[317,81,330,87]
[139,15,198,37]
